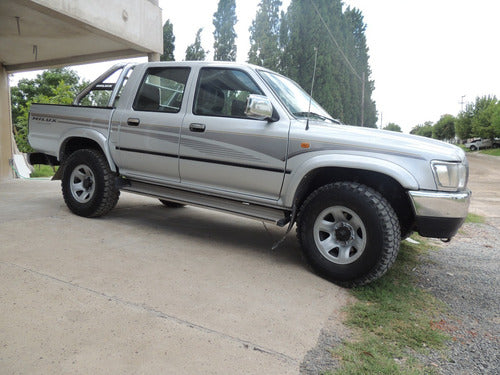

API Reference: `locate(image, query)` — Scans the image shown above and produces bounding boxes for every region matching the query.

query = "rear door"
[111,66,191,183]
[179,67,290,200]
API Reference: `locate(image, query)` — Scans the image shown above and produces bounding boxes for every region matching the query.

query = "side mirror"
[245,94,278,122]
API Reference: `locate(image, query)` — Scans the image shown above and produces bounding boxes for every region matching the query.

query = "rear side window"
[133,67,190,113]
[193,68,263,118]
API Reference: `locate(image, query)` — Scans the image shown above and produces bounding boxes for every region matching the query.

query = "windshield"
[259,70,338,123]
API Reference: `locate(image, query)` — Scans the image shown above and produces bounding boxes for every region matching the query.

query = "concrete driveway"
[0,179,351,374]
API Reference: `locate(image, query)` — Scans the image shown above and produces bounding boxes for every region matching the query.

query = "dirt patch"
[414,152,500,374]
[467,153,500,229]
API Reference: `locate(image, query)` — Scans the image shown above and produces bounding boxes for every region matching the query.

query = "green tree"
[433,114,456,141]
[383,123,402,132]
[185,28,207,61]
[278,10,291,74]
[213,0,237,61]
[491,102,500,138]
[248,0,282,69]
[344,6,377,127]
[471,96,498,139]
[11,68,84,152]
[281,0,376,127]
[160,20,175,61]
[11,68,80,123]
[410,121,433,138]
[455,103,474,140]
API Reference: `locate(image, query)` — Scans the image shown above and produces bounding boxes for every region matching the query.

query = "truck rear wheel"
[62,149,119,217]
[297,182,400,287]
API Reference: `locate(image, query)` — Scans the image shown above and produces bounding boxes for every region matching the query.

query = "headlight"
[431,161,467,190]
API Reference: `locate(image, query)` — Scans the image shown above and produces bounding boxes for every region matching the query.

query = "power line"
[308,0,362,82]
[308,0,367,126]
[459,95,465,112]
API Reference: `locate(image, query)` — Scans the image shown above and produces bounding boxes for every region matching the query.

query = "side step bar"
[121,180,290,226]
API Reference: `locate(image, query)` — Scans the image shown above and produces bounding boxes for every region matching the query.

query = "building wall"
[0,65,13,180]
[0,0,162,180]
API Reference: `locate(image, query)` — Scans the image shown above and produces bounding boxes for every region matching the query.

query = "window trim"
[132,66,191,113]
[192,67,264,119]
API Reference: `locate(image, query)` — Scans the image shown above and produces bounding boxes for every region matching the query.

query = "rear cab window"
[133,67,191,113]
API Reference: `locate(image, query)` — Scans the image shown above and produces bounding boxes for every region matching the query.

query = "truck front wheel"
[62,149,119,217]
[297,182,400,287]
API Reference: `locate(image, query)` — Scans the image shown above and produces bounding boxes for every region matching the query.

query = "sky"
[10,0,500,133]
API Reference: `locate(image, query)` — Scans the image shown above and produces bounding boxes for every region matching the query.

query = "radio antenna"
[306,47,318,131]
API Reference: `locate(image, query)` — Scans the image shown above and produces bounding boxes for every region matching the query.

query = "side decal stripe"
[116,147,291,174]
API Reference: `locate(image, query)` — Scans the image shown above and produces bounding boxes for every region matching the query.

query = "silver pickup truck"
[28,61,471,286]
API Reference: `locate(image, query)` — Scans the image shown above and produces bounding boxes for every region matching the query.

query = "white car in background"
[464,138,499,151]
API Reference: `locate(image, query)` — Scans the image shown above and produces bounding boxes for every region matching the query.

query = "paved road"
[0,179,351,374]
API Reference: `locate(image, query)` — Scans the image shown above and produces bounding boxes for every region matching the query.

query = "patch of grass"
[457,144,470,152]
[466,213,485,223]
[331,239,448,374]
[30,164,57,178]
[479,148,500,156]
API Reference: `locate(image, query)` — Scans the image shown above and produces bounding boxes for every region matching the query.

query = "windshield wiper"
[293,111,341,124]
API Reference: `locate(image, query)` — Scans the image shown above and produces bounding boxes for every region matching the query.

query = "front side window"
[134,67,190,113]
[193,68,263,118]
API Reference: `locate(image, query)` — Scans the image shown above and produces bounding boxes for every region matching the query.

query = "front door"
[179,67,289,200]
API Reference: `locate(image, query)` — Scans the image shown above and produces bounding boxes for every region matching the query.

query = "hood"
[296,121,466,163]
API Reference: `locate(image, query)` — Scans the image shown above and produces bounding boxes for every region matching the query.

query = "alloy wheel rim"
[69,164,95,203]
[313,205,367,264]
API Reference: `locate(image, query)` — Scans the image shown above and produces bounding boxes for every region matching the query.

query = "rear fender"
[58,128,117,172]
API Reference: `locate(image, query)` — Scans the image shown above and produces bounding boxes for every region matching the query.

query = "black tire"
[159,199,185,208]
[62,149,119,217]
[469,145,477,151]
[297,182,400,287]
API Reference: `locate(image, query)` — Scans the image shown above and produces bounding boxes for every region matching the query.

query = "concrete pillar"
[148,52,160,62]
[0,64,13,180]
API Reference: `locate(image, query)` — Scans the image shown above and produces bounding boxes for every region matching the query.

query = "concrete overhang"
[0,0,162,73]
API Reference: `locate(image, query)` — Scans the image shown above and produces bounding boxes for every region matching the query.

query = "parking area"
[0,179,351,374]
[1,152,496,374]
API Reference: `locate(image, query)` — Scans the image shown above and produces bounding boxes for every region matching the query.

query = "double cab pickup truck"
[28,61,471,286]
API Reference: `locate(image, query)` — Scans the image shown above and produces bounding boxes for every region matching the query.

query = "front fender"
[58,128,117,172]
[282,154,420,207]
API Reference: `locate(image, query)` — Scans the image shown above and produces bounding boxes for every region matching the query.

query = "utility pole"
[459,95,465,112]
[360,71,365,127]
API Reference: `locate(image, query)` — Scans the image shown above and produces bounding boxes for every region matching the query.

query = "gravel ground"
[300,153,500,375]
[415,222,500,375]
[300,324,343,374]
[300,223,500,375]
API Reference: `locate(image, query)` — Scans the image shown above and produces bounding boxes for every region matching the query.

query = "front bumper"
[409,189,471,238]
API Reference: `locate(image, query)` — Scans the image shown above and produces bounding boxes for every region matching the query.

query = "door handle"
[189,123,206,132]
[127,118,140,126]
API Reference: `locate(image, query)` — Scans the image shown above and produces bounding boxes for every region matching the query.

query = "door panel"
[179,68,289,200]
[112,67,190,183]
